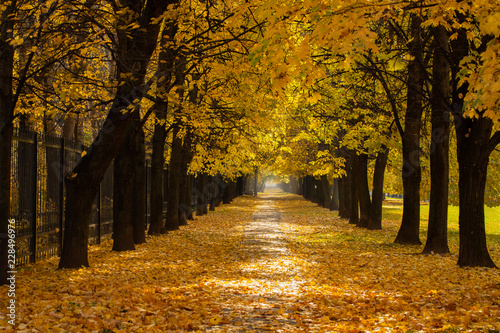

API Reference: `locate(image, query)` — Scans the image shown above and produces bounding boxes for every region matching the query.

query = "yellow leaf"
[209,316,222,325]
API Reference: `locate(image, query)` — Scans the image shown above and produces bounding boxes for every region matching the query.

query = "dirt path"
[207,192,311,332]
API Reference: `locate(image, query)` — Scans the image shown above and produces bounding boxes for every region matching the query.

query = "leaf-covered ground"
[1,188,500,332]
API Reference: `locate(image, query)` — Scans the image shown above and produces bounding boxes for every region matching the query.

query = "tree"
[422,25,451,254]
[59,0,172,269]
[368,147,389,230]
[394,13,425,245]
[448,6,500,267]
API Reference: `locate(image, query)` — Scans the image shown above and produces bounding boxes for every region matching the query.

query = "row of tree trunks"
[297,147,388,232]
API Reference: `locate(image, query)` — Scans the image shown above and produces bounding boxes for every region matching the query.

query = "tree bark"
[331,178,339,211]
[395,14,424,245]
[148,109,168,235]
[320,175,332,209]
[165,125,182,230]
[179,139,194,222]
[59,0,171,268]
[178,133,193,225]
[316,178,325,207]
[423,25,451,254]
[349,154,359,225]
[132,125,146,244]
[356,154,371,228]
[223,179,233,204]
[338,148,351,219]
[112,122,136,252]
[448,17,498,267]
[455,117,497,267]
[368,147,389,230]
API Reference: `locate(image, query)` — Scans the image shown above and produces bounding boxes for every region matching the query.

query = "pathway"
[207,191,310,332]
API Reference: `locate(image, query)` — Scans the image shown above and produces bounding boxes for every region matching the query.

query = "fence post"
[31,132,38,263]
[58,138,65,255]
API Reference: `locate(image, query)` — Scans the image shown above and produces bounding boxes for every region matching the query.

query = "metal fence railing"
[10,128,174,266]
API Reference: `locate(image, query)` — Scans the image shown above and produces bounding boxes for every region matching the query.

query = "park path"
[206,190,313,332]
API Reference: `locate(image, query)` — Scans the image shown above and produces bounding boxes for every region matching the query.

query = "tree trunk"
[448,18,498,267]
[356,154,371,228]
[395,14,424,245]
[290,176,300,195]
[132,125,146,244]
[208,176,216,211]
[331,178,339,211]
[368,147,389,230]
[112,122,136,252]
[148,104,168,235]
[179,168,193,222]
[178,135,193,225]
[320,175,332,209]
[196,173,205,215]
[423,25,451,254]
[304,175,317,203]
[316,178,325,207]
[349,154,359,225]
[0,23,14,284]
[338,148,351,219]
[455,117,497,267]
[223,179,233,204]
[59,0,170,268]
[214,175,224,207]
[165,125,182,230]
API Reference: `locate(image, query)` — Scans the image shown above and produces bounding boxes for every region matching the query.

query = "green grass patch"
[382,202,500,236]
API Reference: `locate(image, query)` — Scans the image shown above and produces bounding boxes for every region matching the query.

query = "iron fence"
[10,128,173,266]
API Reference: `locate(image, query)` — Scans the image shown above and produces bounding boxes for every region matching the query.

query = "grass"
[382,199,500,236]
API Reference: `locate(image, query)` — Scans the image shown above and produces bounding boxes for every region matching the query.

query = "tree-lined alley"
[1,0,500,323]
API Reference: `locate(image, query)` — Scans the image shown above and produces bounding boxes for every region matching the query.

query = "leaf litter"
[1,189,499,332]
